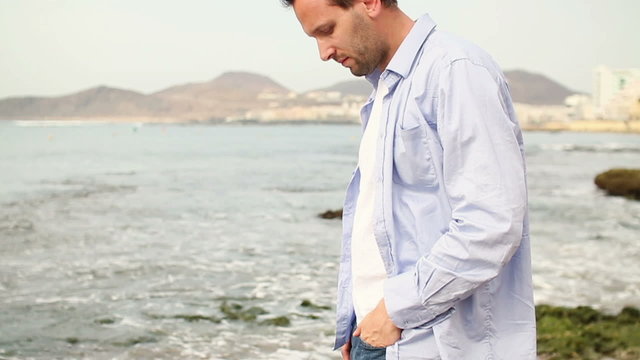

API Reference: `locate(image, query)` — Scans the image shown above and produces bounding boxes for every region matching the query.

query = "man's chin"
[349,67,369,77]
[348,63,376,77]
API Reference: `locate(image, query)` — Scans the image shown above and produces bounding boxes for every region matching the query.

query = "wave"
[13,120,109,127]
[267,186,336,193]
[1,181,137,211]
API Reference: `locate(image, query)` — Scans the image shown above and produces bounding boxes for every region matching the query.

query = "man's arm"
[384,59,528,329]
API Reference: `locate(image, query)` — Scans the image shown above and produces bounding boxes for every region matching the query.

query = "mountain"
[0,86,167,118]
[152,72,291,120]
[310,71,576,105]
[155,71,289,100]
[0,72,291,121]
[504,70,576,105]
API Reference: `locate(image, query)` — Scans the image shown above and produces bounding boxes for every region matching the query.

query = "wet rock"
[319,209,343,219]
[536,304,640,359]
[595,168,640,200]
[94,317,117,325]
[259,316,291,327]
[219,302,268,322]
[65,337,79,345]
[291,313,320,320]
[173,314,221,323]
[218,302,289,326]
[111,336,157,347]
[300,299,331,311]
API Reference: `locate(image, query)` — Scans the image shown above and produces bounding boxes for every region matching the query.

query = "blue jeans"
[350,336,386,360]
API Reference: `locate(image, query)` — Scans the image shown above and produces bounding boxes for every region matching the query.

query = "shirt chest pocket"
[393,116,438,189]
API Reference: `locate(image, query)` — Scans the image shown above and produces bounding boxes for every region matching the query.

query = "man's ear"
[360,0,382,18]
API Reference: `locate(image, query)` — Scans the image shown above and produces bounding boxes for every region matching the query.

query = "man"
[282,0,536,359]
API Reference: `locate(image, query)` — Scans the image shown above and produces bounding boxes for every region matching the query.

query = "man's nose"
[317,40,335,62]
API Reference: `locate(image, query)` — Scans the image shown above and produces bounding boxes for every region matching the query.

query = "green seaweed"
[536,305,640,360]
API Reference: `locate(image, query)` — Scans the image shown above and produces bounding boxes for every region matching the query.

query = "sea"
[0,121,639,360]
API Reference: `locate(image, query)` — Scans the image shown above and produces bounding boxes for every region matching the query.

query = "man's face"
[293,0,388,77]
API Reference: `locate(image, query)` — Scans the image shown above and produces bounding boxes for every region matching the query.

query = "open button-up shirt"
[334,14,536,359]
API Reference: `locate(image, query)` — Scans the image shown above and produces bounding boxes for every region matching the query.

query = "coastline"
[4,117,640,134]
[522,120,640,134]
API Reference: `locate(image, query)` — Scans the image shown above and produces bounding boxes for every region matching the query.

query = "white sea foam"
[13,120,108,127]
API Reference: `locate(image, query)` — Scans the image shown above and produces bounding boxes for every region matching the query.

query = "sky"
[0,0,639,99]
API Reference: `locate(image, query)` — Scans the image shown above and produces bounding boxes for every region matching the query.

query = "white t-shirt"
[351,78,389,325]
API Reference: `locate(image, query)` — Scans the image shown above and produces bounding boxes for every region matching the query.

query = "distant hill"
[310,71,576,105]
[0,72,291,121]
[504,70,577,105]
[155,71,289,101]
[0,86,167,118]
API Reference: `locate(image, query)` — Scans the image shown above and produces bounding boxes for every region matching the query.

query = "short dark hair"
[282,0,398,9]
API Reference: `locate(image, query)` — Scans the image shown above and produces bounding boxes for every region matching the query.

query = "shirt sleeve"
[383,59,528,329]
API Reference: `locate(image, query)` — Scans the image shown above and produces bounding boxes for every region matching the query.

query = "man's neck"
[376,9,415,71]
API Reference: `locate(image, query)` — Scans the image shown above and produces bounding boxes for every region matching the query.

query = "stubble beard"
[347,13,389,77]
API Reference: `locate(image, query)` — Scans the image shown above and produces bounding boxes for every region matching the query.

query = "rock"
[219,302,268,322]
[300,299,331,310]
[173,314,221,323]
[595,168,640,200]
[94,317,117,325]
[319,209,343,219]
[259,316,291,327]
[65,337,79,345]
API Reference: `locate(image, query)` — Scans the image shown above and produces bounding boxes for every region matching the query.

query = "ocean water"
[0,122,639,359]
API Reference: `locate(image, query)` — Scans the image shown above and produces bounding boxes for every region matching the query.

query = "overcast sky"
[0,0,638,98]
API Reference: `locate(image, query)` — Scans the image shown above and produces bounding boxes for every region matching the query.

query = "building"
[593,66,640,120]
[564,94,595,120]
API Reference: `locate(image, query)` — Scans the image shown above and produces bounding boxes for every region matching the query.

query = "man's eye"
[320,26,334,35]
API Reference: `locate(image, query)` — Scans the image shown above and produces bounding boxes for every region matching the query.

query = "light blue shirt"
[334,14,536,359]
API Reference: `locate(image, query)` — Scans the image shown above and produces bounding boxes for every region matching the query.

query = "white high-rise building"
[593,66,640,119]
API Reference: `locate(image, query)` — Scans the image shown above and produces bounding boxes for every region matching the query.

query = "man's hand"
[340,339,351,360]
[353,299,402,348]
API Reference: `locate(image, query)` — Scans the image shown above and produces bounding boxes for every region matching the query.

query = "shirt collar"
[365,13,437,87]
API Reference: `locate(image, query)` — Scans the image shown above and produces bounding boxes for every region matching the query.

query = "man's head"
[284,0,398,77]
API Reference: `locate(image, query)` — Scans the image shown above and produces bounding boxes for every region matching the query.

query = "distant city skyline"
[1,0,639,99]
